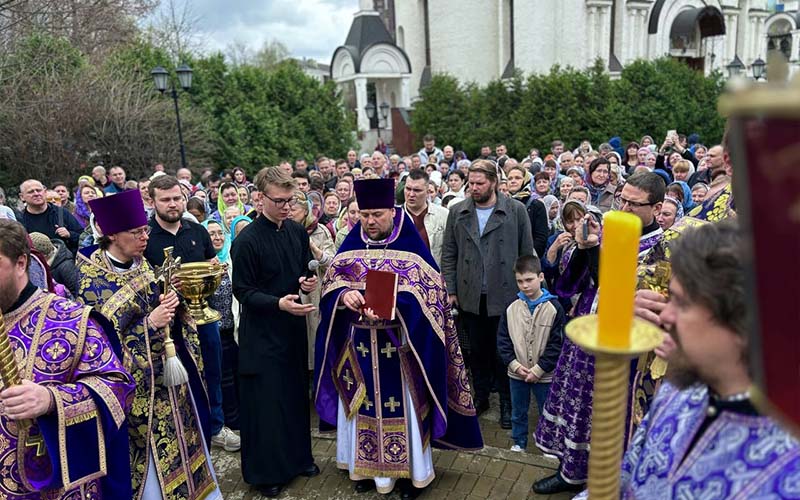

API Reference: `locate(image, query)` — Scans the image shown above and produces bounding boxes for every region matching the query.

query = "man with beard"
[142,175,240,453]
[231,166,320,498]
[75,190,221,499]
[441,159,534,429]
[0,219,134,499]
[576,220,800,498]
[315,179,482,499]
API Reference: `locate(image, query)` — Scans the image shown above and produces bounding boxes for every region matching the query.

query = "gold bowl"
[177,262,227,325]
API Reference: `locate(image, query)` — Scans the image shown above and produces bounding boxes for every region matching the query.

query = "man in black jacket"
[526,198,549,258]
[18,179,82,255]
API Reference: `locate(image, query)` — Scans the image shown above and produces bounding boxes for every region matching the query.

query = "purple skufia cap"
[354,179,396,209]
[88,189,148,235]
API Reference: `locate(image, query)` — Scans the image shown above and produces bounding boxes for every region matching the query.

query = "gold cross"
[45,342,65,361]
[155,247,182,294]
[342,369,354,390]
[363,398,373,411]
[380,342,397,359]
[356,342,369,357]
[383,396,400,413]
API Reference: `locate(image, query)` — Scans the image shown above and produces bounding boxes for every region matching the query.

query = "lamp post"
[726,55,745,79]
[752,57,766,81]
[151,64,193,170]
[364,101,391,139]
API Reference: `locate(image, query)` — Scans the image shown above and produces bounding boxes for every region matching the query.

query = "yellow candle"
[597,211,642,349]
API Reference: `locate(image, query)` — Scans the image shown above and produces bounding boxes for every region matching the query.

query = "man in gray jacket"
[441,159,534,429]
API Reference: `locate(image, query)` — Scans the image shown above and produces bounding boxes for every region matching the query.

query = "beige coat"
[504,299,560,383]
[302,224,336,369]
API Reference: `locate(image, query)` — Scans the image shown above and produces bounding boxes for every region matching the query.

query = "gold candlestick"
[566,315,662,498]
[0,310,45,456]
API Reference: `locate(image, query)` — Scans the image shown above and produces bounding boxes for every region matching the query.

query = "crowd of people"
[0,124,796,500]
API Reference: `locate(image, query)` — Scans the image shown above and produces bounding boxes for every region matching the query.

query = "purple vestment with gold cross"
[2,285,134,499]
[315,210,482,489]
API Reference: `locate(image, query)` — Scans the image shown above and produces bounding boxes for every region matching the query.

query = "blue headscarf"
[201,219,230,263]
[671,181,696,212]
[230,215,252,241]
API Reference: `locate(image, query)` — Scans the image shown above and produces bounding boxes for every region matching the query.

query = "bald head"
[176,168,192,182]
[19,179,46,210]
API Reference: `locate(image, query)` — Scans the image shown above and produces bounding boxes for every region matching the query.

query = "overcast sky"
[155,0,360,63]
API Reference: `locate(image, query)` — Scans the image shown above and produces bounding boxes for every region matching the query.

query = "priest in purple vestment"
[0,219,135,499]
[576,219,800,499]
[314,179,482,499]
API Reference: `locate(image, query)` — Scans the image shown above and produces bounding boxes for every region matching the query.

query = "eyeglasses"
[127,226,151,238]
[615,194,654,208]
[264,194,298,208]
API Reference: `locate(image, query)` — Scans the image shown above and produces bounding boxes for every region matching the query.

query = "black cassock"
[231,215,314,485]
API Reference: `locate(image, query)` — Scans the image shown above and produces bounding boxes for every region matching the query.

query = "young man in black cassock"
[231,166,320,498]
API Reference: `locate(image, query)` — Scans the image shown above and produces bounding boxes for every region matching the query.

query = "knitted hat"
[28,232,55,259]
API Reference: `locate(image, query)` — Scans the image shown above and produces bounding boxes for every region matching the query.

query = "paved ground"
[212,394,579,500]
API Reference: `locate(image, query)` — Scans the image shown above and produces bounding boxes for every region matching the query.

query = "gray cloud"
[172,0,359,62]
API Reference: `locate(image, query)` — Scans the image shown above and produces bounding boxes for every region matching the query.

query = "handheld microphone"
[307,259,320,278]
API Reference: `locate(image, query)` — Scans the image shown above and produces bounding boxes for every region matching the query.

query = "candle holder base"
[565,314,663,499]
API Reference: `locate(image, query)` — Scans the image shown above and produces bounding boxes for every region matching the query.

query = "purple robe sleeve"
[28,316,134,494]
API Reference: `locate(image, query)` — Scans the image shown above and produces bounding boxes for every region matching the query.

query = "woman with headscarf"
[691,182,710,205]
[507,165,533,203]
[289,190,335,371]
[211,182,248,223]
[669,181,696,214]
[335,197,359,249]
[320,191,341,227]
[77,186,103,247]
[232,167,253,189]
[584,157,616,213]
[202,219,240,430]
[656,196,683,231]
[540,195,560,236]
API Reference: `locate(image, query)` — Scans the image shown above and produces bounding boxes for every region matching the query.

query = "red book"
[363,269,399,320]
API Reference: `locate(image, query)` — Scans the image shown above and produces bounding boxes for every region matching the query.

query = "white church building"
[331,0,800,149]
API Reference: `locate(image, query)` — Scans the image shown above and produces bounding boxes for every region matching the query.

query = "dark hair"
[186,197,205,213]
[310,177,324,191]
[51,181,68,190]
[335,159,348,168]
[219,182,238,195]
[625,171,666,204]
[514,254,542,275]
[447,170,465,182]
[423,134,435,142]
[0,220,30,270]
[543,159,558,170]
[588,157,611,176]
[551,140,564,149]
[533,171,550,183]
[291,171,310,181]
[148,175,180,200]
[97,234,112,250]
[671,219,746,341]
[406,169,429,183]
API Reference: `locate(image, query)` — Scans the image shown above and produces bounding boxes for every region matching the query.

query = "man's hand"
[515,366,530,378]
[149,291,180,329]
[1,380,53,419]
[447,294,459,308]
[525,371,540,384]
[54,226,70,239]
[362,307,380,322]
[278,294,316,316]
[341,290,365,313]
[634,289,667,325]
[299,276,318,293]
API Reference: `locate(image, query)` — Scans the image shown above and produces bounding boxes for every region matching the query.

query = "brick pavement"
[213,394,579,500]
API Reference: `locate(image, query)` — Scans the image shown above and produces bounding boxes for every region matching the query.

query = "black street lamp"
[726,55,745,79]
[364,101,391,139]
[752,57,766,81]
[151,64,193,170]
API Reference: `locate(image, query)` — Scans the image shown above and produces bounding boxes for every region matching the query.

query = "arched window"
[767,18,793,61]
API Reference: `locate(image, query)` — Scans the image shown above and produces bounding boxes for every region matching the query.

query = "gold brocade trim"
[81,376,127,429]
[65,410,98,426]
[195,480,219,500]
[55,382,70,489]
[164,470,188,493]
[396,313,447,420]
[191,451,207,472]
[23,294,54,380]
[68,306,91,377]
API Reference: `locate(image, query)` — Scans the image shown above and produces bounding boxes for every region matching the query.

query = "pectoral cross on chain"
[156,247,182,294]
[380,342,396,359]
[384,396,400,413]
